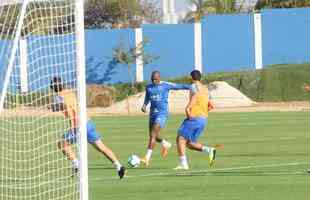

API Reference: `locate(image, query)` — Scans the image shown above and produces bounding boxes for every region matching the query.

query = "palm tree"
[184,0,209,23]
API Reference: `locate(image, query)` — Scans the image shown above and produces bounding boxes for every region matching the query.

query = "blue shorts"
[149,114,168,128]
[63,121,101,144]
[178,117,207,143]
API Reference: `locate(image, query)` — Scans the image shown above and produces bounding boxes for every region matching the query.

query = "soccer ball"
[127,154,141,168]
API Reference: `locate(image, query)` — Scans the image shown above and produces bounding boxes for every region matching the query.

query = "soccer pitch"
[89,112,310,200]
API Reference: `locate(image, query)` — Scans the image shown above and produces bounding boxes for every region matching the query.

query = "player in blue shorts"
[50,77,126,179]
[174,70,216,170]
[140,71,192,166]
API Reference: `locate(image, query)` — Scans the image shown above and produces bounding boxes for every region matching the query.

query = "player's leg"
[141,121,160,166]
[151,121,171,158]
[58,129,79,172]
[174,135,189,170]
[185,118,216,167]
[153,115,172,158]
[91,140,126,179]
[141,115,171,165]
[87,121,126,179]
[186,141,216,167]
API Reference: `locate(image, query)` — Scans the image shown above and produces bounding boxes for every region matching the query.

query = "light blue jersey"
[143,81,192,118]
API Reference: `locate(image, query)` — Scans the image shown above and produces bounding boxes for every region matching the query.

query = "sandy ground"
[2,82,310,117]
[87,101,310,116]
[1,101,310,118]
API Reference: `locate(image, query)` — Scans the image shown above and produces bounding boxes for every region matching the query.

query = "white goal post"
[0,0,88,200]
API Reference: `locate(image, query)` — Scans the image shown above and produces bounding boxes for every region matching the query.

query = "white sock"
[113,161,122,171]
[202,146,212,154]
[161,139,172,148]
[179,155,188,167]
[145,149,153,160]
[71,159,79,170]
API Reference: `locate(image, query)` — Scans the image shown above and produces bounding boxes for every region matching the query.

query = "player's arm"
[208,93,215,111]
[141,88,150,113]
[185,93,197,119]
[303,84,310,92]
[50,95,65,112]
[66,108,78,130]
[165,82,192,91]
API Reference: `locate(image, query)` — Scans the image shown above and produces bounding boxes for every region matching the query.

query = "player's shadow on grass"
[89,165,158,171]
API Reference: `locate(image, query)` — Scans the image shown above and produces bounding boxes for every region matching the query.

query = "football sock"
[71,159,79,170]
[179,155,188,167]
[113,161,122,171]
[161,139,171,148]
[145,149,153,160]
[202,146,212,154]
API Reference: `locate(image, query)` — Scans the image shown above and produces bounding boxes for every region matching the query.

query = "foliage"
[113,82,147,102]
[255,0,310,9]
[205,63,310,101]
[112,38,159,88]
[184,0,242,23]
[4,89,52,108]
[111,63,310,102]
[84,0,161,29]
[0,1,74,38]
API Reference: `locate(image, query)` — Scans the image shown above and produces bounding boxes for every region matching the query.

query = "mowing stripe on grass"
[89,161,310,181]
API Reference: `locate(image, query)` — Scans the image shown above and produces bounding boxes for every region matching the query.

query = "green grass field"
[88,112,310,200]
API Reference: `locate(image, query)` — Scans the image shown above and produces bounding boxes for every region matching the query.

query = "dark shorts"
[178,117,207,143]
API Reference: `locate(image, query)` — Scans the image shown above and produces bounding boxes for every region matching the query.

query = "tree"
[112,38,158,89]
[184,0,242,23]
[0,1,73,38]
[84,0,161,29]
[184,0,209,23]
[255,0,310,9]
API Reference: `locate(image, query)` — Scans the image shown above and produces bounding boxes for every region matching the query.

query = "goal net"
[0,0,88,200]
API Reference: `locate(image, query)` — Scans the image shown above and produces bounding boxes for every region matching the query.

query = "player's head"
[151,71,161,85]
[190,70,202,82]
[50,76,63,92]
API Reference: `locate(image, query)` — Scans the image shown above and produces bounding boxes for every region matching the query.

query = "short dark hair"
[151,70,160,78]
[50,76,63,92]
[190,70,201,81]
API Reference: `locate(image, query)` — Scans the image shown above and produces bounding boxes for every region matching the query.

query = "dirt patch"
[2,81,310,117]
[87,101,310,116]
[87,85,115,107]
[90,81,257,115]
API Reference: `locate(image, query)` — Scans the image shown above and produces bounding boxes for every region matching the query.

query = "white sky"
[152,0,190,12]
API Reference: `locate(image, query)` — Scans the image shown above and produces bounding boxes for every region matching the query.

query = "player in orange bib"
[50,77,126,179]
[174,70,216,170]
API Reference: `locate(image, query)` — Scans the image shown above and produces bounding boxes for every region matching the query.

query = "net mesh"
[0,1,81,199]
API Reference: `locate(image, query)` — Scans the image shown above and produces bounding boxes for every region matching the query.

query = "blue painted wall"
[1,8,310,91]
[85,29,135,84]
[0,35,77,93]
[202,14,255,73]
[142,24,195,80]
[0,39,12,93]
[261,8,310,66]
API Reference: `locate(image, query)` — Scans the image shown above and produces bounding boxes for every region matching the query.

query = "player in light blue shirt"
[140,71,192,166]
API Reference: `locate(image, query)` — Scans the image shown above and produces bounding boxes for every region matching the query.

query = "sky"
[152,0,190,12]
